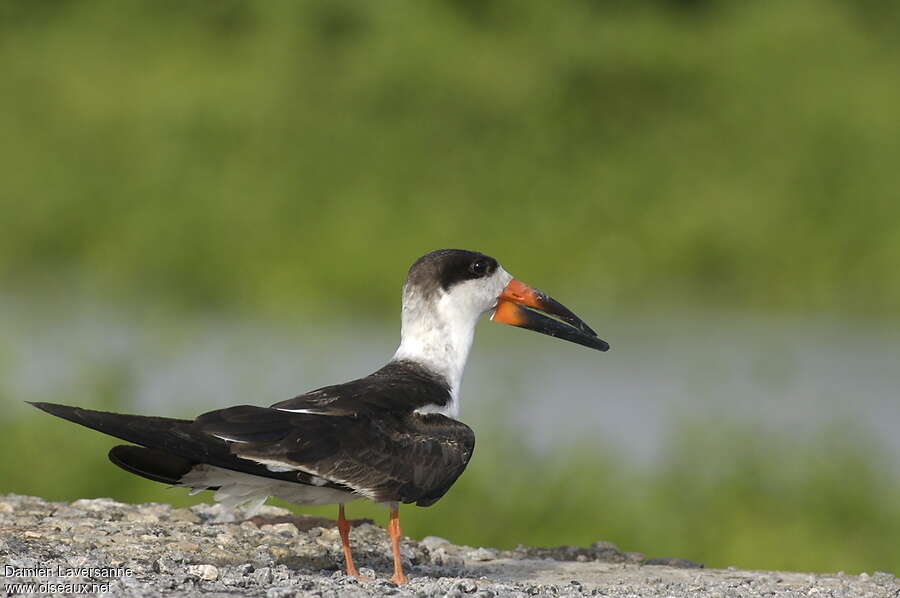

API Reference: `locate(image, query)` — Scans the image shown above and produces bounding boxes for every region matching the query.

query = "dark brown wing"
[270,360,452,415]
[196,406,475,506]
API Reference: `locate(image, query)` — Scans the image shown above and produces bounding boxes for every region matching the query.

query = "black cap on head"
[406,249,499,295]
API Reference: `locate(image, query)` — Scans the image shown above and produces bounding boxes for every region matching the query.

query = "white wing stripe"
[213,434,249,443]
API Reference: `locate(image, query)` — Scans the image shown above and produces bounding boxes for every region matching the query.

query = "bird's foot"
[346,565,375,581]
[346,568,374,582]
[390,572,408,585]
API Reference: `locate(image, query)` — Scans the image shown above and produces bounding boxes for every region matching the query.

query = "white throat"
[392,268,513,419]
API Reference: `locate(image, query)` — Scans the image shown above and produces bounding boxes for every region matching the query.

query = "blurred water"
[2,295,898,470]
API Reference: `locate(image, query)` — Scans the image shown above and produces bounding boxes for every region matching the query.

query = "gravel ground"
[1,494,896,597]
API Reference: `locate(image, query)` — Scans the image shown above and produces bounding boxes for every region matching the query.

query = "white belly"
[179,464,357,515]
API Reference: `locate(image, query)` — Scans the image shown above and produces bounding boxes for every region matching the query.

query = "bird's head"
[400,249,609,353]
[393,249,608,416]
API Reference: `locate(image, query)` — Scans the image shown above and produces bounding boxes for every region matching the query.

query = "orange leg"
[338,504,370,581]
[388,505,408,585]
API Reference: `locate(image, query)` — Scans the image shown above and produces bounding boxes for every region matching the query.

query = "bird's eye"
[469,260,487,276]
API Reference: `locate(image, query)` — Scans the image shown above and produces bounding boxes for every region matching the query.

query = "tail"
[28,402,300,487]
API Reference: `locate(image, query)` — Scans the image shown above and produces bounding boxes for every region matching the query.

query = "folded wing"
[196,405,475,506]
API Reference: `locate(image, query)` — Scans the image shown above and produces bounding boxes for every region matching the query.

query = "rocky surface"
[0,494,896,597]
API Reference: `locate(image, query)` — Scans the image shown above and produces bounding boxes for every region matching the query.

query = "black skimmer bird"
[29,249,608,584]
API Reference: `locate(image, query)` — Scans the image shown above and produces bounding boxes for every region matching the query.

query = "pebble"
[451,578,477,593]
[421,535,451,549]
[253,566,274,585]
[262,522,299,537]
[466,548,497,562]
[187,564,219,581]
[125,511,160,523]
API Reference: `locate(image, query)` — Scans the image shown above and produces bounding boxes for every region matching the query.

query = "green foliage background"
[3,0,900,316]
[2,0,899,575]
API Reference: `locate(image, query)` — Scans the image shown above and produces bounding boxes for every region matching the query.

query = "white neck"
[391,267,513,419]
[391,292,478,419]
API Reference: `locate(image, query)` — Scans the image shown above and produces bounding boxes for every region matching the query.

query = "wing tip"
[26,401,81,420]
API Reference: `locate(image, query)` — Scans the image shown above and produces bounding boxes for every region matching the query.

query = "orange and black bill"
[491,279,609,352]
